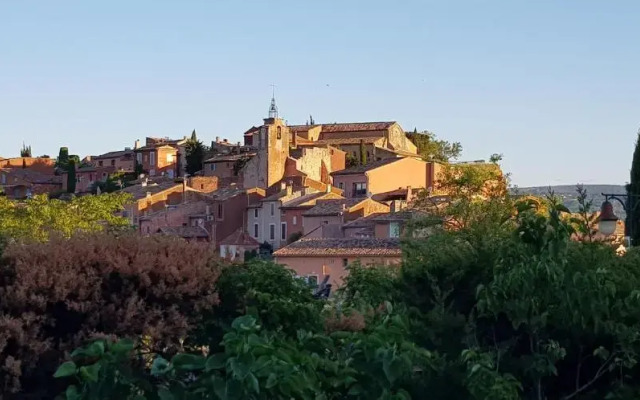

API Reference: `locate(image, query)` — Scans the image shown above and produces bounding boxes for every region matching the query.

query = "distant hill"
[515,184,627,218]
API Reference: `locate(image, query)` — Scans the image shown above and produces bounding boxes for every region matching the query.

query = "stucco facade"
[135,145,179,178]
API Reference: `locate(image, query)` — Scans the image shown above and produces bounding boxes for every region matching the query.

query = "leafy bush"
[0,233,221,396]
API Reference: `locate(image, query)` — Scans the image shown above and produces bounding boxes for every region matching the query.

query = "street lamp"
[597,200,618,237]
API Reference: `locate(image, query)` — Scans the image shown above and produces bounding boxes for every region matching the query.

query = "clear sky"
[1,0,638,187]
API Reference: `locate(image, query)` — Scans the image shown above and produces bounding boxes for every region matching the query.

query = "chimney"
[406,186,413,203]
[141,178,148,187]
[326,184,332,193]
[216,136,220,143]
[286,182,292,196]
[280,181,287,191]
[134,139,141,149]
[182,178,187,203]
[146,191,152,198]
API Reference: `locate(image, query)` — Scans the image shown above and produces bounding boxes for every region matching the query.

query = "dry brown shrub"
[324,309,366,333]
[0,233,221,397]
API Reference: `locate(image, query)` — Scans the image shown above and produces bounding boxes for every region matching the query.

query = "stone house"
[134,144,179,178]
[87,149,135,172]
[279,191,345,241]
[289,121,418,161]
[246,182,306,250]
[203,152,255,182]
[302,198,390,239]
[0,168,62,199]
[219,228,260,262]
[331,157,435,198]
[273,238,402,287]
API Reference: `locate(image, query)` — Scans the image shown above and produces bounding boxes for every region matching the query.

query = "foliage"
[286,231,303,244]
[20,144,32,158]
[0,193,131,241]
[346,153,358,168]
[67,158,77,193]
[232,157,250,176]
[628,129,640,245]
[258,241,273,259]
[0,233,221,396]
[406,129,462,162]
[186,132,207,176]
[56,146,70,170]
[91,171,136,194]
[359,139,367,165]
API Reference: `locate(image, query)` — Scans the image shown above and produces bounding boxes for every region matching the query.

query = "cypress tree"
[191,129,197,141]
[57,147,69,170]
[629,130,640,245]
[67,159,76,194]
[359,139,367,166]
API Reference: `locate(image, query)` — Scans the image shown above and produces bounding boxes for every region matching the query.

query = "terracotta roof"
[274,238,402,257]
[243,126,260,136]
[342,213,386,229]
[1,168,62,185]
[302,198,362,216]
[280,192,344,209]
[204,153,256,163]
[314,137,383,146]
[220,228,260,246]
[371,187,426,202]
[208,186,245,201]
[158,226,209,239]
[289,125,319,133]
[121,181,182,200]
[374,145,418,157]
[331,158,402,176]
[92,149,134,159]
[371,210,427,222]
[134,144,177,152]
[319,122,396,133]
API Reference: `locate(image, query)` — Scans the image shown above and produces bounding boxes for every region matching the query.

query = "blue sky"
[1,0,638,187]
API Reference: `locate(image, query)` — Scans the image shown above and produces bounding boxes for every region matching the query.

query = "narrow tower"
[268,84,278,119]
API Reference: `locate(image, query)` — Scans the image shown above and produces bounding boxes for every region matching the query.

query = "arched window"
[277,126,282,139]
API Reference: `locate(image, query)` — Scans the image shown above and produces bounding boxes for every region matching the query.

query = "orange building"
[134,144,179,178]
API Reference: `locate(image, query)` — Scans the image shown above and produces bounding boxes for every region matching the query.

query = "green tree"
[628,130,640,245]
[359,139,367,165]
[20,144,32,157]
[67,159,76,193]
[185,133,206,176]
[56,146,70,170]
[406,130,462,162]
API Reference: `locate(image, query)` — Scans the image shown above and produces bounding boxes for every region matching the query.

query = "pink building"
[273,238,402,287]
[302,198,390,238]
[89,149,135,172]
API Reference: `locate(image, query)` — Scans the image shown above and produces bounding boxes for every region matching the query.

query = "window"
[136,153,142,164]
[293,216,297,225]
[150,152,156,166]
[307,275,319,287]
[217,203,223,219]
[98,161,103,167]
[254,208,259,218]
[269,224,275,240]
[353,182,367,197]
[338,182,344,190]
[342,258,348,267]
[167,153,174,163]
[281,222,287,240]
[254,223,259,238]
[389,222,401,238]
[111,159,116,166]
[270,203,275,216]
[277,126,282,139]
[1,174,5,184]
[146,226,150,234]
[210,163,216,171]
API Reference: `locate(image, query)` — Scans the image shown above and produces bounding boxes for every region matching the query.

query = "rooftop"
[331,158,402,176]
[320,121,396,133]
[121,180,182,200]
[274,238,402,257]
[371,187,426,202]
[342,212,386,229]
[158,226,209,239]
[92,149,134,159]
[208,185,245,201]
[302,198,363,216]
[280,191,343,209]
[204,153,256,163]
[219,228,260,246]
[314,137,384,146]
[0,168,62,185]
